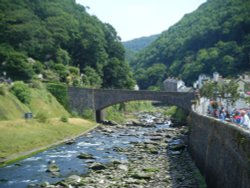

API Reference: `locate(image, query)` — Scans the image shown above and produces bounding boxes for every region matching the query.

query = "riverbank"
[0,118,98,166]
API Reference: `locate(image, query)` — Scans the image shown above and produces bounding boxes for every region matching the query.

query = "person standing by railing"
[219,107,226,121]
[241,110,250,129]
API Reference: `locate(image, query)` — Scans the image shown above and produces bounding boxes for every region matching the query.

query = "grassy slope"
[0,92,30,120]
[0,118,96,161]
[0,85,97,165]
[28,87,69,118]
[0,86,69,120]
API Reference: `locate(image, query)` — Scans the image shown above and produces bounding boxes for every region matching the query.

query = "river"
[0,112,204,188]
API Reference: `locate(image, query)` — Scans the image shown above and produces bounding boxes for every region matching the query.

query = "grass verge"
[164,106,188,121]
[0,118,97,166]
[105,101,154,123]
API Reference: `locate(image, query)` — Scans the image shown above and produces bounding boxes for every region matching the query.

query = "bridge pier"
[96,109,105,123]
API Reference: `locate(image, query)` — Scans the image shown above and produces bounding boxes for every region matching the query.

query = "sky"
[76,0,207,41]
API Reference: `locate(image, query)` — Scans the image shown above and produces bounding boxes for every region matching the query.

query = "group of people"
[207,100,250,130]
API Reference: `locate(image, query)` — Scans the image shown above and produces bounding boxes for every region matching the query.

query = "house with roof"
[163,78,190,92]
[234,74,250,97]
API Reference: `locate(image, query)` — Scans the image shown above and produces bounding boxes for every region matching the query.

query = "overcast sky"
[76,0,207,41]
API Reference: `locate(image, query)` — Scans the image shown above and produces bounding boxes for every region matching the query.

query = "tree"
[135,64,166,90]
[82,66,102,88]
[220,80,240,105]
[1,52,35,81]
[200,81,215,99]
[104,23,125,61]
[102,58,135,89]
[200,80,240,105]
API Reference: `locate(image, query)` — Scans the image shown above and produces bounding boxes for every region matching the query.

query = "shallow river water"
[0,114,202,188]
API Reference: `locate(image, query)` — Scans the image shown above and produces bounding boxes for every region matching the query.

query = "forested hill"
[123,34,160,53]
[123,34,159,63]
[0,0,135,89]
[132,0,250,90]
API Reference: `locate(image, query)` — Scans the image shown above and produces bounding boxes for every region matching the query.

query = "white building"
[163,78,188,92]
[197,74,210,89]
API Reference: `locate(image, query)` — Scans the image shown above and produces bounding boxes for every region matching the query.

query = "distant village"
[163,72,250,98]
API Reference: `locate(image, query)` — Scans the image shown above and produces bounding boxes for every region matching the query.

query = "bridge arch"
[68,87,195,122]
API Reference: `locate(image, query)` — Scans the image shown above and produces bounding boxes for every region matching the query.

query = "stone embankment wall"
[188,111,250,188]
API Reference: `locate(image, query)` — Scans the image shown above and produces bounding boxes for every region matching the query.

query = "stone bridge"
[68,87,195,122]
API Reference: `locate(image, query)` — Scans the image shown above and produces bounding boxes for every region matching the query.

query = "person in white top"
[241,111,250,129]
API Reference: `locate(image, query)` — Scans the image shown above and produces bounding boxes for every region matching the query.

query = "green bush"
[0,84,8,96]
[105,107,125,123]
[52,64,69,82]
[30,79,44,89]
[164,106,187,121]
[82,108,94,120]
[35,111,48,123]
[68,66,80,75]
[47,83,69,110]
[32,60,44,74]
[71,110,79,117]
[10,81,31,104]
[42,69,60,83]
[1,51,35,81]
[60,115,68,123]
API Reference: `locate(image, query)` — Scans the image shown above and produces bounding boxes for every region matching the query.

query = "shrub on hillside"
[163,106,187,121]
[52,64,69,82]
[30,79,44,89]
[1,51,35,81]
[42,69,60,83]
[60,115,68,123]
[10,81,31,104]
[47,83,69,110]
[35,111,48,123]
[71,110,79,117]
[82,108,94,120]
[68,66,80,75]
[0,84,8,96]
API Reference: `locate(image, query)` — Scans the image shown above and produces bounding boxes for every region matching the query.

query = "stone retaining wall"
[188,111,250,188]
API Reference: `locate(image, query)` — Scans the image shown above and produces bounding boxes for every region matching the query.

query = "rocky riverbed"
[29,112,204,188]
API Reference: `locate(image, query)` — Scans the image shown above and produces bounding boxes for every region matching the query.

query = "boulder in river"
[65,175,82,183]
[130,171,154,180]
[77,153,95,160]
[118,164,128,171]
[46,163,60,173]
[89,162,107,171]
[102,120,118,126]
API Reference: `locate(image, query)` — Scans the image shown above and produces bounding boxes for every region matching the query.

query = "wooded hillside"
[0,0,135,89]
[132,0,250,89]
